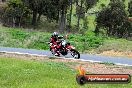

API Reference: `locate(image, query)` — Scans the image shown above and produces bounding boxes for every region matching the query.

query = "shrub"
[2,0,31,27]
[68,33,104,52]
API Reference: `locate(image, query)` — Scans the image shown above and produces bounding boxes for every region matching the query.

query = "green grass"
[0,58,78,88]
[0,25,51,50]
[0,25,132,54]
[0,25,104,52]
[95,37,132,53]
[0,58,132,88]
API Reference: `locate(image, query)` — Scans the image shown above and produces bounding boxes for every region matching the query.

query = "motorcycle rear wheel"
[70,49,80,59]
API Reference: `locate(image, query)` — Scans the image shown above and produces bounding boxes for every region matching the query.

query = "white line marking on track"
[0,51,132,66]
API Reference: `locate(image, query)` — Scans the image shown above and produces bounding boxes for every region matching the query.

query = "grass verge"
[0,25,132,55]
[0,57,132,88]
[0,25,103,52]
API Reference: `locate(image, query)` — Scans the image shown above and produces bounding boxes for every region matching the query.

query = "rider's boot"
[55,52,60,56]
[54,49,60,56]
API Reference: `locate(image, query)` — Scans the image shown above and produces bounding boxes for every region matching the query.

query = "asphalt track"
[0,47,132,66]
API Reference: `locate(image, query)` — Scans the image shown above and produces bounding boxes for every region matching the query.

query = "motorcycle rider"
[50,32,63,56]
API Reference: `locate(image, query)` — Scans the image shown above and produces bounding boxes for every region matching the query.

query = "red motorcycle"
[49,40,80,59]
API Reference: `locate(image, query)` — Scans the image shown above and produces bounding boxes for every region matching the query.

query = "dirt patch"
[98,50,132,58]
[0,52,50,61]
[68,62,132,74]
[0,52,132,74]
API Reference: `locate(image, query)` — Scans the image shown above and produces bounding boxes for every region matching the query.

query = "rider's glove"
[54,45,57,47]
[50,43,53,46]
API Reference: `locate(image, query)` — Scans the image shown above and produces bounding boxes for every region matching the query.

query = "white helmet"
[52,32,58,37]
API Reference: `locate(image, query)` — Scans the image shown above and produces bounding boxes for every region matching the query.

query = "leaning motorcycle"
[48,40,80,59]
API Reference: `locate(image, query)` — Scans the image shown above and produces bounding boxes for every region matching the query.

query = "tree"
[58,0,69,32]
[76,0,98,31]
[43,0,59,22]
[3,0,30,27]
[85,0,99,10]
[76,0,84,31]
[96,0,132,38]
[128,0,132,17]
[2,0,6,2]
[67,0,73,32]
[22,0,69,31]
[25,0,40,26]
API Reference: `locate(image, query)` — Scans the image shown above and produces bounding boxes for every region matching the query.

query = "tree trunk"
[77,14,80,30]
[77,0,83,31]
[2,0,6,2]
[68,0,72,32]
[94,26,99,36]
[59,6,66,33]
[18,16,21,28]
[12,17,16,27]
[56,9,60,23]
[107,27,111,36]
[32,11,37,27]
[76,0,79,30]
[37,13,42,22]
[76,0,78,7]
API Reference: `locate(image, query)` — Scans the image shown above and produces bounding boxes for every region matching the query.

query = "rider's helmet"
[52,32,58,38]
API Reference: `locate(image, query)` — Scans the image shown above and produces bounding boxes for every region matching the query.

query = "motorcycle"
[48,40,80,59]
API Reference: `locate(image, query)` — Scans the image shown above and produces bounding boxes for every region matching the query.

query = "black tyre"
[50,49,55,55]
[76,75,86,85]
[71,49,80,59]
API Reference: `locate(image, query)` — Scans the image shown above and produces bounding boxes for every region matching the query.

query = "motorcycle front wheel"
[70,49,80,59]
[50,48,55,55]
